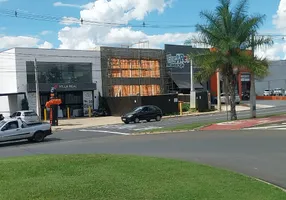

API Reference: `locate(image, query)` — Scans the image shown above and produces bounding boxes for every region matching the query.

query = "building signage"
[27,83,97,92]
[55,84,77,90]
[166,53,190,69]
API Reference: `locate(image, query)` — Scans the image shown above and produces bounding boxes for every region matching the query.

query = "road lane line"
[79,129,130,135]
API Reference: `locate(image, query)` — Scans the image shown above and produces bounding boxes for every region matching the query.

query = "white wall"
[256,60,286,95]
[0,49,18,93]
[0,96,10,117]
[14,48,102,109]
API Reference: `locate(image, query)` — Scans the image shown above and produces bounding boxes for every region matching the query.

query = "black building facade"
[165,44,208,94]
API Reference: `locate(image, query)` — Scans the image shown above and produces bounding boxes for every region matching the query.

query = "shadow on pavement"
[0,138,62,148]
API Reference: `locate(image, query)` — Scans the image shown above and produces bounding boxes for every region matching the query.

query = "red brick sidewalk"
[201,115,286,131]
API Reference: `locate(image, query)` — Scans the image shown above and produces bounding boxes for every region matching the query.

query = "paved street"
[76,105,286,134]
[0,129,286,189]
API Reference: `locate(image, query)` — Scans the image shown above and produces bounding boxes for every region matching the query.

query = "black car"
[121,105,163,124]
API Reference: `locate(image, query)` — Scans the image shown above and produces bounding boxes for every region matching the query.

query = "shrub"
[182,103,190,112]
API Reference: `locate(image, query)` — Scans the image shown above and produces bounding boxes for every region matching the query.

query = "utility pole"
[34,58,41,119]
[190,59,196,109]
[217,70,222,112]
[250,33,256,118]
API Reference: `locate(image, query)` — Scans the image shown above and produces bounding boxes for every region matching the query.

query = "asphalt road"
[0,129,286,189]
[77,105,286,134]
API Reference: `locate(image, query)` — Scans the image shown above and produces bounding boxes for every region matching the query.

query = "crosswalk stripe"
[79,129,130,135]
[245,124,286,130]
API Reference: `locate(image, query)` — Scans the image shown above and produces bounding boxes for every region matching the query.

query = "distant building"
[255,60,286,95]
[0,48,101,117]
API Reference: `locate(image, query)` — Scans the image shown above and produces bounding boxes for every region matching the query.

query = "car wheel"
[27,138,34,142]
[156,115,162,121]
[134,118,140,123]
[146,119,151,122]
[33,131,45,143]
[124,121,129,124]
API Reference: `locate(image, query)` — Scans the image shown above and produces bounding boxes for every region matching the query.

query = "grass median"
[143,112,286,134]
[0,155,285,200]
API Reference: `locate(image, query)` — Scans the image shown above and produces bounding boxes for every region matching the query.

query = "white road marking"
[133,126,162,131]
[79,129,130,135]
[245,124,286,130]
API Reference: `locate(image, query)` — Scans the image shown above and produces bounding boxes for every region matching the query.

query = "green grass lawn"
[0,155,285,200]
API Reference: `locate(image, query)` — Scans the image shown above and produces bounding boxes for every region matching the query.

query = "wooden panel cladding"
[110,58,160,78]
[111,85,161,97]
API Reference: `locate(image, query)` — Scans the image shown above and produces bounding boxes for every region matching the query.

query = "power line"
[0,8,197,29]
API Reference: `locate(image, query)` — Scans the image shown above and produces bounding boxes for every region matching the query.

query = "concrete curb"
[163,111,219,119]
[255,178,286,193]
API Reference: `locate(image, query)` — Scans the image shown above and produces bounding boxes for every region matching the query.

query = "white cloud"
[53,1,94,9]
[40,30,53,35]
[38,41,53,49]
[53,2,81,8]
[257,0,286,60]
[255,43,283,60]
[0,35,53,49]
[60,17,80,25]
[0,0,8,3]
[0,36,39,49]
[57,0,192,50]
[273,0,286,31]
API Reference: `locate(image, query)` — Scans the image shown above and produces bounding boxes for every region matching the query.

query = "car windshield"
[133,107,143,112]
[0,120,7,128]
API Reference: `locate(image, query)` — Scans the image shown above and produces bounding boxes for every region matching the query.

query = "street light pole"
[250,33,256,118]
[217,70,221,112]
[34,58,41,119]
[190,59,196,109]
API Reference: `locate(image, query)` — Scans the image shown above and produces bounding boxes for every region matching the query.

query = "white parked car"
[0,118,52,143]
[214,93,240,104]
[263,89,273,96]
[273,88,285,96]
[10,110,40,125]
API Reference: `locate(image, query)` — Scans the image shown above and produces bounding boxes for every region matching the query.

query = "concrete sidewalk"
[51,116,122,131]
[200,115,286,131]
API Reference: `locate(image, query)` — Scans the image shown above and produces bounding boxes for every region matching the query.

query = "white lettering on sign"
[166,53,190,69]
[58,85,77,89]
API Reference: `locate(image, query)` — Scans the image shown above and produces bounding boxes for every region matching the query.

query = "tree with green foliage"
[187,0,273,120]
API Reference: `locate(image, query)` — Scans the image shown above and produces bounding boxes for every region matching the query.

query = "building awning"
[0,92,26,96]
[169,73,204,90]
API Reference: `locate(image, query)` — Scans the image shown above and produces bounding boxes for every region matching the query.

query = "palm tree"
[188,0,273,120]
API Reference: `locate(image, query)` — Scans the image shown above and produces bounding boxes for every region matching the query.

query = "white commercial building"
[0,48,102,118]
[255,60,286,95]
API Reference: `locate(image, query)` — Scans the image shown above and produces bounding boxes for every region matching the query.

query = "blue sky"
[0,0,285,59]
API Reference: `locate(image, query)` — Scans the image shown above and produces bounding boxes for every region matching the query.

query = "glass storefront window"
[26,61,92,84]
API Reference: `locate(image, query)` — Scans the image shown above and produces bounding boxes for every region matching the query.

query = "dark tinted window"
[10,112,17,118]
[24,112,38,117]
[26,61,92,84]
[6,121,19,130]
[142,107,150,112]
[16,112,21,116]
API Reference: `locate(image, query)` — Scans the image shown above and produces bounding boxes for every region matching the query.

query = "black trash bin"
[196,91,209,112]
